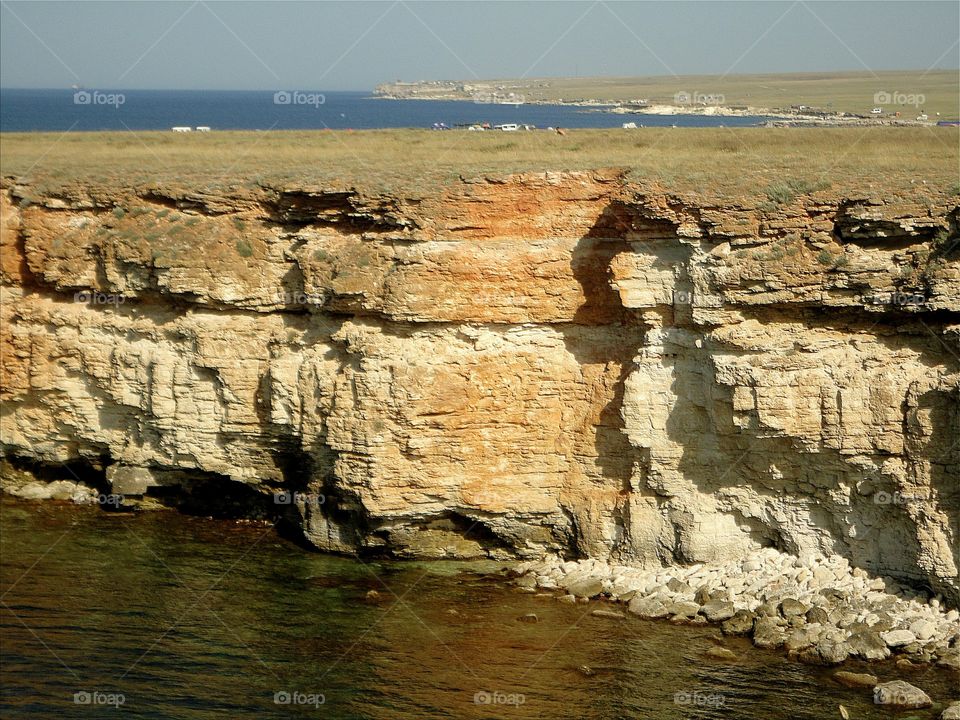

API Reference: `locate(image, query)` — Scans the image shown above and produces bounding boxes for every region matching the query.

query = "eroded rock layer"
[1,171,958,603]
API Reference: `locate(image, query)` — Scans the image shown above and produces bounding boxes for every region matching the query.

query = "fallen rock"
[800,632,850,665]
[666,601,701,620]
[847,630,891,660]
[881,629,917,648]
[517,613,539,624]
[704,646,737,661]
[627,596,669,619]
[565,577,605,599]
[909,618,937,642]
[936,648,960,670]
[701,600,736,622]
[941,701,960,719]
[753,616,787,649]
[872,680,931,708]
[785,625,822,653]
[780,598,810,618]
[832,670,878,688]
[721,610,755,635]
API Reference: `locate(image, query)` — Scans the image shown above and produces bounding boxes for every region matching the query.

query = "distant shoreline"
[370,93,936,127]
[374,70,957,127]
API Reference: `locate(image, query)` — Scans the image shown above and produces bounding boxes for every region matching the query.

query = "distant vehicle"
[937,120,960,126]
[916,114,928,121]
[430,122,450,130]
[171,126,192,132]
[622,122,637,129]
[195,126,211,132]
[495,123,519,131]
[871,108,883,115]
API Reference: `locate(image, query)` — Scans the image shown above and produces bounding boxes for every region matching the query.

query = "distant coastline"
[374,71,957,127]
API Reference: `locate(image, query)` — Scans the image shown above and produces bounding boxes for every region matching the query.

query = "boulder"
[780,598,810,618]
[701,600,736,622]
[627,596,670,619]
[785,625,822,653]
[106,464,159,496]
[847,629,891,660]
[753,616,786,649]
[721,610,755,635]
[803,631,850,665]
[565,576,605,599]
[881,629,917,648]
[704,646,737,661]
[832,670,878,688]
[872,680,931,709]
[941,701,960,720]
[666,601,701,620]
[908,618,937,642]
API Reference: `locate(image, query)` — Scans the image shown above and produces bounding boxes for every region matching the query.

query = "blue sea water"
[0,89,771,131]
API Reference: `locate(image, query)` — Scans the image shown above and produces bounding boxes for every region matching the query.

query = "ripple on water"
[1,499,956,719]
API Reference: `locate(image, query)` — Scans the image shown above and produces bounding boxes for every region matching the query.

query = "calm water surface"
[0,89,772,131]
[1,498,956,719]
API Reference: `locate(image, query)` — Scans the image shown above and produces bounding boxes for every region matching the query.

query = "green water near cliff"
[1,498,956,719]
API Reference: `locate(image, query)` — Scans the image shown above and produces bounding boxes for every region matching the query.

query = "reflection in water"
[1,499,956,719]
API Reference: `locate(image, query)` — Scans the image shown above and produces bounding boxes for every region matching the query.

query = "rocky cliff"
[1,170,958,604]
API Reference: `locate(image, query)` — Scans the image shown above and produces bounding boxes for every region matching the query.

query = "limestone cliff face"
[1,171,958,603]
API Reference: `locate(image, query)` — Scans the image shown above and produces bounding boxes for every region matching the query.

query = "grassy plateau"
[1,126,958,200]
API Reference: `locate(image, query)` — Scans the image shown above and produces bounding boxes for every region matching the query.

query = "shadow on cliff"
[661,326,959,604]
[557,202,648,558]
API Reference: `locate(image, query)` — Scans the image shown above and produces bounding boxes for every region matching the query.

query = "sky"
[1,1,958,90]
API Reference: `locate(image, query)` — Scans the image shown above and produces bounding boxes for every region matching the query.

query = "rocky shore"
[515,548,960,674]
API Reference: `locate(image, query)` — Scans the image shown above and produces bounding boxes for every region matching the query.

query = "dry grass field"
[2,126,958,199]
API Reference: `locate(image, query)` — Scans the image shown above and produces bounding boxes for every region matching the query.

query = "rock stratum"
[1,170,958,605]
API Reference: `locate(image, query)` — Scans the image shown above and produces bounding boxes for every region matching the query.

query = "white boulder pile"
[514,547,960,668]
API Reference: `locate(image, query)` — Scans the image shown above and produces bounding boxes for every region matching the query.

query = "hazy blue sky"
[1,1,957,90]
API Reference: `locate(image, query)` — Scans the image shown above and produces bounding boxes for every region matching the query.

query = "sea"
[2,498,957,719]
[0,89,771,132]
